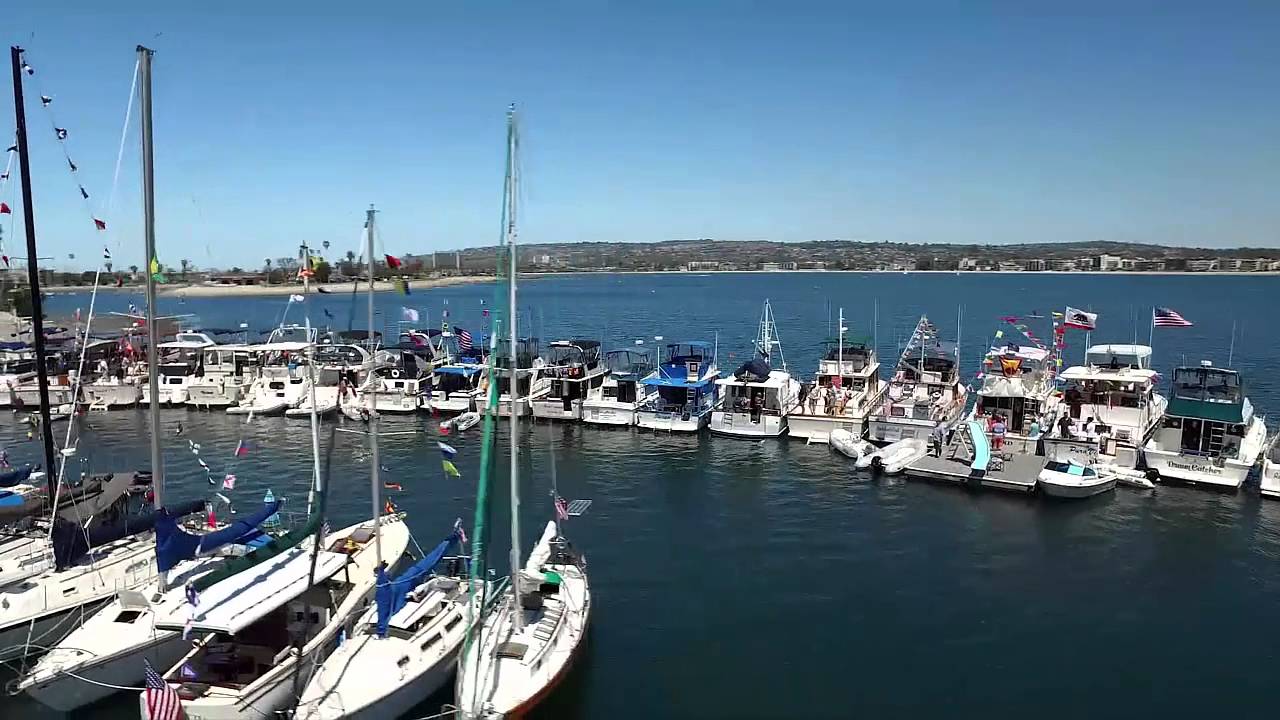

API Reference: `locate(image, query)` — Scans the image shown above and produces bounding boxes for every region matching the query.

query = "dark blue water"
[7,272,1280,719]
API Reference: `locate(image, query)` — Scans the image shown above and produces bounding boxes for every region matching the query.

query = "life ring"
[391,369,402,379]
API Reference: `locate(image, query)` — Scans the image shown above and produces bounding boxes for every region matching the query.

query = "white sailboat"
[710,299,803,438]
[457,105,591,720]
[867,315,968,444]
[295,526,479,719]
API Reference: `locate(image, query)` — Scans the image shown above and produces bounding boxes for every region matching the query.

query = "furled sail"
[52,498,205,569]
[375,530,460,637]
[155,499,283,572]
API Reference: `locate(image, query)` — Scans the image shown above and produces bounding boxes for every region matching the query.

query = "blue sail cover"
[375,531,459,637]
[0,465,34,488]
[155,499,284,572]
[54,498,205,569]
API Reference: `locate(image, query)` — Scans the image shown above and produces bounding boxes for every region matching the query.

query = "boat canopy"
[1086,344,1153,370]
[664,341,712,360]
[436,365,483,377]
[337,329,382,342]
[1058,366,1158,384]
[988,344,1050,363]
[823,340,873,363]
[315,344,372,365]
[717,369,790,389]
[52,498,204,569]
[1166,365,1248,423]
[0,341,32,351]
[0,471,134,524]
[154,544,349,634]
[0,465,34,488]
[374,528,461,637]
[604,349,652,376]
[155,499,283,572]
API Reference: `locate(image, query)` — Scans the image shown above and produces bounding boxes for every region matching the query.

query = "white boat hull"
[23,630,187,711]
[1038,474,1117,499]
[1142,449,1253,490]
[829,430,874,462]
[782,414,864,444]
[430,394,478,413]
[531,398,582,421]
[636,409,708,433]
[709,410,787,438]
[581,401,635,426]
[856,437,928,474]
[0,604,89,663]
[187,380,251,408]
[1262,458,1280,499]
[81,383,141,408]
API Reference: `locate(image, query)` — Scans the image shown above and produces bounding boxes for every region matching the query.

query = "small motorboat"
[440,411,480,434]
[830,429,875,463]
[856,437,928,474]
[1037,459,1117,499]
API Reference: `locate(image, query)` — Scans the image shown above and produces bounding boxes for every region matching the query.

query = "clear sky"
[1,1,1278,271]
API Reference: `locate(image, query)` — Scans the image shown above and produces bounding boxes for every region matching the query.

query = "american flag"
[554,495,569,522]
[1153,307,1193,327]
[457,328,473,352]
[143,658,183,720]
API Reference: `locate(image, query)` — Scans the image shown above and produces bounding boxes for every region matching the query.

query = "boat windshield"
[1172,367,1241,404]
[1043,461,1095,477]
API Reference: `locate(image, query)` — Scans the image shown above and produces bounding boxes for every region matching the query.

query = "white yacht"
[868,316,968,444]
[227,327,317,416]
[490,338,550,418]
[635,341,721,432]
[427,328,489,413]
[11,349,76,408]
[1142,362,1267,489]
[286,343,382,418]
[710,299,802,437]
[188,345,257,408]
[582,349,654,426]
[1261,434,1280,499]
[1042,344,1168,474]
[80,338,143,408]
[295,527,478,720]
[1037,457,1117,499]
[0,343,38,406]
[145,516,410,720]
[141,332,218,406]
[966,339,1062,451]
[787,310,885,443]
[344,341,436,415]
[531,340,606,421]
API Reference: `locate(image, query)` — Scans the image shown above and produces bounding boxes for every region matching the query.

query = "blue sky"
[1,1,1278,270]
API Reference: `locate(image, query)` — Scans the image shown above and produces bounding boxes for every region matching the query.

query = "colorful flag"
[0,202,9,214]
[39,95,51,106]
[438,441,457,459]
[384,499,398,514]
[150,256,166,282]
[143,659,182,720]
[91,217,106,231]
[323,309,334,319]
[384,254,403,269]
[401,307,419,322]
[383,482,402,491]
[453,518,467,543]
[1062,307,1097,330]
[441,459,461,478]
[457,328,473,352]
[994,330,1003,339]
[80,185,90,199]
[68,159,77,172]
[222,474,236,490]
[234,439,248,457]
[554,495,569,521]
[1153,307,1193,327]
[54,128,68,140]
[289,294,305,303]
[102,246,111,259]
[398,279,411,296]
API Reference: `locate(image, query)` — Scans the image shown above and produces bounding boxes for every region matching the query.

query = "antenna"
[1228,320,1236,367]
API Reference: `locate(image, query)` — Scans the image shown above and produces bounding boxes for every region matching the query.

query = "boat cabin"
[1056,363,1159,444]
[602,349,652,404]
[544,340,604,402]
[1155,363,1252,458]
[640,342,718,416]
[494,338,542,396]
[718,371,791,421]
[974,344,1054,434]
[815,340,878,391]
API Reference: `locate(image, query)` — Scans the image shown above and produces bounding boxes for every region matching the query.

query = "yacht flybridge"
[582,349,654,426]
[967,336,1062,443]
[141,331,218,406]
[635,341,721,432]
[711,300,803,438]
[868,316,967,444]
[531,340,606,420]
[1142,361,1266,489]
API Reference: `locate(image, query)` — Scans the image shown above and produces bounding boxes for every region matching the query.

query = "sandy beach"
[155,275,491,298]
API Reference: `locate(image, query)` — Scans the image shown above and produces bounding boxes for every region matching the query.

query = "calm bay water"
[6,271,1280,719]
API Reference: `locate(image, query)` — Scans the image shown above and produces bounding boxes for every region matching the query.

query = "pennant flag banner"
[0,202,9,215]
[384,254,402,269]
[441,459,461,478]
[289,294,305,303]
[453,518,467,543]
[150,257,166,282]
[39,95,51,106]
[222,474,236,490]
[401,307,419,322]
[234,439,249,457]
[438,442,457,459]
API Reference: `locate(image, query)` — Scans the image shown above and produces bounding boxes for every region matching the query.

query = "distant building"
[535,254,552,266]
[1133,259,1167,272]
[997,261,1022,272]
[1047,259,1076,271]
[1186,259,1218,272]
[759,262,782,271]
[780,262,799,271]
[958,257,979,271]
[799,261,825,270]
[686,261,721,271]
[1097,254,1123,271]
[1024,259,1046,271]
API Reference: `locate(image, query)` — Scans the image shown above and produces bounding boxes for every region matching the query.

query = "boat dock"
[902,422,1041,493]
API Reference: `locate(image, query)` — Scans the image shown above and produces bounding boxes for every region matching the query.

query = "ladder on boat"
[531,597,564,647]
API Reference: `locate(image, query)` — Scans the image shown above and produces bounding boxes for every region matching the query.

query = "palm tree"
[180,258,190,281]
[129,264,138,279]
[345,250,356,276]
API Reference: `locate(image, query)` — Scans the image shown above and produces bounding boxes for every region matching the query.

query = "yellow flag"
[441,459,461,477]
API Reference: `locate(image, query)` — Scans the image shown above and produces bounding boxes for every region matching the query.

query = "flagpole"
[303,244,322,518]
[366,203,382,569]
[1228,320,1236,367]
[505,106,524,634]
[1148,306,1154,348]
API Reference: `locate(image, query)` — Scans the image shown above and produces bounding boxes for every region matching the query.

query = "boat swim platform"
[902,447,1044,494]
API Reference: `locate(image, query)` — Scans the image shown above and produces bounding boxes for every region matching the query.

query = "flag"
[289,294,305,303]
[398,279,411,295]
[384,482,402,491]
[457,328,473,352]
[5,145,16,153]
[143,659,182,720]
[215,492,232,505]
[222,474,236,489]
[103,246,111,259]
[68,159,77,171]
[384,254,402,269]
[1153,307,1193,327]
[994,330,1003,339]
[384,499,398,514]
[401,307,419,322]
[150,256,166,282]
[54,128,68,140]
[453,518,467,543]
[80,185,89,199]
[234,439,248,457]
[554,495,569,521]
[0,202,9,214]
[206,507,216,529]
[323,309,334,319]
[441,459,461,478]
[39,95,51,106]
[1063,307,1097,330]
[21,62,32,76]
[438,441,457,459]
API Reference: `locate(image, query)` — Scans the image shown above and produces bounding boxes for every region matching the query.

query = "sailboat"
[456,105,591,720]
[144,202,410,720]
[709,299,803,438]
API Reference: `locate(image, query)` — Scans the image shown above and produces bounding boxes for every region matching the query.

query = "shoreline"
[151,276,491,297]
[519,269,1280,277]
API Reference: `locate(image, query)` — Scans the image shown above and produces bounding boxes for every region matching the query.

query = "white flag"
[1063,307,1097,330]
[401,307,419,322]
[289,294,305,303]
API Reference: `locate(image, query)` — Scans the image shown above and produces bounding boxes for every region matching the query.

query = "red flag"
[1,256,8,268]
[93,218,106,231]
[206,508,216,529]
[384,254,402,269]
[0,202,9,214]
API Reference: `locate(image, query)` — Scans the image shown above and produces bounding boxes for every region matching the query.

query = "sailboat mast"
[303,244,322,516]
[837,308,844,377]
[137,47,166,537]
[366,204,382,567]
[505,105,524,632]
[9,47,56,497]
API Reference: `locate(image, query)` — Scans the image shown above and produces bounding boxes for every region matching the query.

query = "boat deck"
[903,442,1044,493]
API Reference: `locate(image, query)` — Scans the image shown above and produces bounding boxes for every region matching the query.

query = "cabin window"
[444,616,462,633]
[114,610,144,623]
[420,633,442,652]
[890,406,905,417]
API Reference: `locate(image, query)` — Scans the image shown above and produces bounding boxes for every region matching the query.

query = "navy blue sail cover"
[155,499,284,572]
[53,498,205,569]
[375,530,461,637]
[0,465,34,488]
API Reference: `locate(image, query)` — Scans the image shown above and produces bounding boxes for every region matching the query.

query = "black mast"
[10,46,57,498]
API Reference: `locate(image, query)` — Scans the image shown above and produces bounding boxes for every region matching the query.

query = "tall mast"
[137,47,164,532]
[9,47,56,498]
[366,204,382,567]
[837,307,844,379]
[303,244,322,516]
[505,105,523,632]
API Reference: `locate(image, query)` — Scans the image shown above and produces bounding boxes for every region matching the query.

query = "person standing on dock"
[931,421,946,457]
